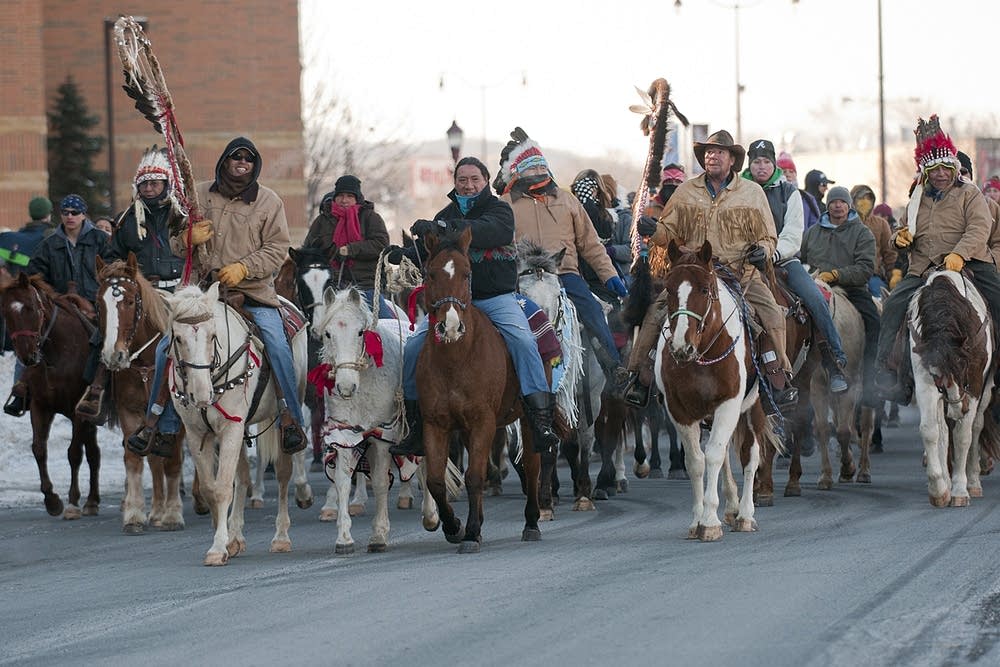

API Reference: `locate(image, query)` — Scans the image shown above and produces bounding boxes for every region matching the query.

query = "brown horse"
[95,254,197,533]
[0,272,100,518]
[418,225,543,551]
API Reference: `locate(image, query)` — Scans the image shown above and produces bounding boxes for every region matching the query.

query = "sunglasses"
[228,152,256,163]
[61,209,82,216]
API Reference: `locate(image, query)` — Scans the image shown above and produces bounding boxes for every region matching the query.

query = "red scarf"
[330,203,363,269]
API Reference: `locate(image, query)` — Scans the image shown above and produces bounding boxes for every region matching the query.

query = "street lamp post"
[446,120,464,166]
[439,72,525,160]
[877,0,886,202]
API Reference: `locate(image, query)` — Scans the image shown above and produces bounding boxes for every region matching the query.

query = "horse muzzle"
[104,349,131,371]
[434,319,465,343]
[669,342,697,364]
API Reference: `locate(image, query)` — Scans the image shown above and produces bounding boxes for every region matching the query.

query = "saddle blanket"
[277,296,306,343]
[518,296,562,366]
[321,419,418,484]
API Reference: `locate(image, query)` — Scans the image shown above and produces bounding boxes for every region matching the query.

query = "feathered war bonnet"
[493,127,550,195]
[914,114,959,180]
[131,145,184,239]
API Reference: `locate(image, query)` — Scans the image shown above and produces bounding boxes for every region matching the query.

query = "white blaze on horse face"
[325,306,363,399]
[100,288,123,366]
[440,303,463,342]
[9,301,23,315]
[303,268,330,335]
[670,281,693,352]
[443,259,456,279]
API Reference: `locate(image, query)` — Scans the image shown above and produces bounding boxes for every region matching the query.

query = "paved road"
[3,407,1000,666]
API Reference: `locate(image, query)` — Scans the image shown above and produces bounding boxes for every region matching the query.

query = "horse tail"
[256,422,280,468]
[623,256,653,329]
[750,398,787,457]
[445,458,465,499]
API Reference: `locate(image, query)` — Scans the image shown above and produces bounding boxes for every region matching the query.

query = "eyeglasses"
[228,152,256,163]
[61,209,82,216]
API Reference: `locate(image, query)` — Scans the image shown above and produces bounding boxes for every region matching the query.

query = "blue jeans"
[868,275,887,299]
[782,259,847,365]
[361,289,396,319]
[403,293,550,400]
[559,272,621,365]
[148,336,181,434]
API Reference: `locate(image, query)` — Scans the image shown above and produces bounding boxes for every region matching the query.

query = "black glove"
[385,245,404,265]
[410,219,435,238]
[746,245,768,270]
[636,215,658,237]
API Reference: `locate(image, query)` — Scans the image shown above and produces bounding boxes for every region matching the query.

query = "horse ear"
[698,240,713,264]
[348,286,362,304]
[423,232,438,256]
[667,239,681,263]
[96,256,105,273]
[17,271,29,287]
[459,225,473,253]
[552,247,567,267]
[323,285,337,307]
[288,247,299,262]
[126,252,138,270]
[206,281,220,303]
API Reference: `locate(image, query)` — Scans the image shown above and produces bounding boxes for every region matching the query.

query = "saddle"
[772,264,809,324]
[217,289,306,346]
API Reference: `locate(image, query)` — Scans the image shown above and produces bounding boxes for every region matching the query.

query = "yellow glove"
[893,228,913,249]
[187,220,214,247]
[889,268,904,289]
[218,262,248,287]
[818,269,839,284]
[944,252,965,272]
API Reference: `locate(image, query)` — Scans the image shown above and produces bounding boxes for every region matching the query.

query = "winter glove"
[746,245,769,270]
[605,276,628,297]
[187,220,214,247]
[636,215,658,237]
[218,262,248,287]
[889,268,904,289]
[817,269,839,284]
[410,219,435,238]
[893,228,913,249]
[385,245,404,265]
[944,252,965,272]
[338,245,350,258]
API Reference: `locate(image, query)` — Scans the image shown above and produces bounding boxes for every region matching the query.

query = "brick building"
[0,1,306,236]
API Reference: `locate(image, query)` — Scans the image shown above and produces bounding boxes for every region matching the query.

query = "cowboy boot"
[389,399,424,457]
[522,392,561,461]
[3,381,29,417]
[591,337,629,400]
[817,341,849,394]
[761,328,797,411]
[278,402,307,455]
[623,309,665,408]
[75,364,109,423]
[127,373,173,457]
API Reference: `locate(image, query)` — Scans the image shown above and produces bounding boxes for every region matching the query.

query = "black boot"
[279,408,307,455]
[3,381,29,417]
[624,369,652,408]
[389,399,424,457]
[522,392,561,459]
[817,342,848,394]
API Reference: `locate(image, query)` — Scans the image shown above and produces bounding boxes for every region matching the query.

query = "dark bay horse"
[95,254,192,532]
[418,226,543,552]
[0,272,99,518]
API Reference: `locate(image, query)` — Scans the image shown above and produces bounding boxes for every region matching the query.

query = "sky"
[301,0,1000,164]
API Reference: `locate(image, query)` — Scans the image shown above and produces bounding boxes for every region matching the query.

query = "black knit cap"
[333,175,364,202]
[747,139,776,163]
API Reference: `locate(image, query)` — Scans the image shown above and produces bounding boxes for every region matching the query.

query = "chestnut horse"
[95,254,192,532]
[0,272,100,518]
[418,226,543,552]
[656,241,783,541]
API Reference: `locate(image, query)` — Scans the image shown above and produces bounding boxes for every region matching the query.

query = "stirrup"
[74,386,104,423]
[280,415,307,455]
[3,392,27,417]
[127,425,155,457]
[624,374,651,408]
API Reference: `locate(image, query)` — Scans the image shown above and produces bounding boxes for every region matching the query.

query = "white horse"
[314,286,444,554]
[166,282,308,565]
[908,270,994,507]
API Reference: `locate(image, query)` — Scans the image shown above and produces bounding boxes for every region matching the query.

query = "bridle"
[8,284,59,367]
[101,275,161,362]
[664,263,741,366]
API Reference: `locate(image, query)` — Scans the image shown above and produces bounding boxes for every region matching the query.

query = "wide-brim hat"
[693,130,746,172]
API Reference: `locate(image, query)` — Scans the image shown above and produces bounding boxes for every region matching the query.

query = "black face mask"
[140,186,169,208]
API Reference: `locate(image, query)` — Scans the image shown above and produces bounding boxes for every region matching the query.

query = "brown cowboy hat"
[693,130,746,172]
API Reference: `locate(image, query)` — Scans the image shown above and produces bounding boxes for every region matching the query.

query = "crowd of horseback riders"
[3,110,998,484]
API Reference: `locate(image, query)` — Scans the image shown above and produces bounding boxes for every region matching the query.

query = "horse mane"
[515,239,559,274]
[316,287,374,335]
[97,260,170,333]
[913,275,983,383]
[25,274,57,300]
[168,285,213,323]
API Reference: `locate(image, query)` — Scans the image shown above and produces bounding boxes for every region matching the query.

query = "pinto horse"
[95,254,192,532]
[909,270,995,507]
[418,226,543,552]
[0,272,100,518]
[656,240,782,541]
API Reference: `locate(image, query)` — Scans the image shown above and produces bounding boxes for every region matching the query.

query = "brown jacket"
[301,199,388,290]
[652,172,776,277]
[862,213,896,279]
[986,196,1000,260]
[502,187,617,282]
[171,181,290,307]
[900,182,994,277]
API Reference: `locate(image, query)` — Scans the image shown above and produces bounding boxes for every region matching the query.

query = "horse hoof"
[522,527,541,542]
[929,492,950,508]
[63,505,82,520]
[204,551,229,566]
[82,504,99,516]
[723,512,737,528]
[397,497,413,510]
[348,503,365,516]
[634,463,650,479]
[734,518,758,532]
[754,494,773,508]
[970,487,984,498]
[193,500,211,516]
[249,499,264,510]
[270,539,292,553]
[444,522,463,544]
[457,540,481,554]
[698,524,724,542]
[817,478,833,491]
[651,468,666,479]
[45,497,64,517]
[318,508,337,522]
[572,498,595,511]
[839,475,854,483]
[616,480,629,494]
[784,485,802,497]
[335,543,355,556]
[123,522,145,535]
[423,516,441,532]
[856,472,871,484]
[539,508,554,522]
[368,542,387,553]
[159,521,185,532]
[593,489,609,501]
[296,496,314,510]
[666,469,687,480]
[686,526,699,540]
[950,495,970,508]
[226,539,246,557]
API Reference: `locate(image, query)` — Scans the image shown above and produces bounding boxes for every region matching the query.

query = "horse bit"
[9,285,59,366]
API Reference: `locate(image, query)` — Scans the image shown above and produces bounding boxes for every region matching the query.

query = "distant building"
[0,1,305,234]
